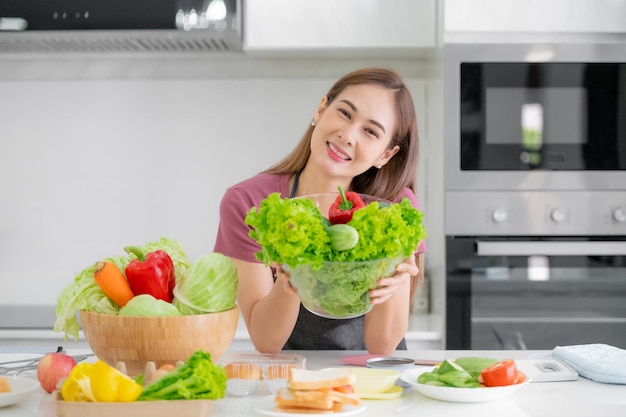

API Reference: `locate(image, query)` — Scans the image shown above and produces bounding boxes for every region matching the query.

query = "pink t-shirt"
[213,173,426,260]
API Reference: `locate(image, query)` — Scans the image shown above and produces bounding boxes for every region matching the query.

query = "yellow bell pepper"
[89,360,143,402]
[61,362,95,402]
[60,360,142,402]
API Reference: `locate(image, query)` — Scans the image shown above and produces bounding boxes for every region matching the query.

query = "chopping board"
[515,359,578,382]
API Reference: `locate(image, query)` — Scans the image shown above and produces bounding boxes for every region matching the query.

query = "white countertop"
[1,349,625,417]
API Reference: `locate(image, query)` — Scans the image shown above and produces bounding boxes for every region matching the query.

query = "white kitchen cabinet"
[244,0,437,56]
[445,0,626,35]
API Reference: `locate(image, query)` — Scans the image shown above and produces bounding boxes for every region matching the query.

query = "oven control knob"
[613,208,626,223]
[492,208,507,223]
[551,209,566,223]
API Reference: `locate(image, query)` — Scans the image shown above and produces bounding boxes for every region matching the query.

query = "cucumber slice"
[326,224,359,251]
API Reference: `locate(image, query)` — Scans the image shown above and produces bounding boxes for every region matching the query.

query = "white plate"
[0,377,40,408]
[400,367,530,403]
[252,395,366,417]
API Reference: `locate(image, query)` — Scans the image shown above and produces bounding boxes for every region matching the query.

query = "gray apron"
[283,304,407,351]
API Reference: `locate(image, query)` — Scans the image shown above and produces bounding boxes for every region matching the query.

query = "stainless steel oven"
[444,41,626,349]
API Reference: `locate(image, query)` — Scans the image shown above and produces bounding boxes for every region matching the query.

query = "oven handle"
[476,240,626,256]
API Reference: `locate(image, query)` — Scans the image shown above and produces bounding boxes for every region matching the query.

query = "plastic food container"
[220,353,306,396]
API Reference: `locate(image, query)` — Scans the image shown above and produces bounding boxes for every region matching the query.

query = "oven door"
[446,236,626,349]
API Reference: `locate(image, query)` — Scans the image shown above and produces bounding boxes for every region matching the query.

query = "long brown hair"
[264,67,419,200]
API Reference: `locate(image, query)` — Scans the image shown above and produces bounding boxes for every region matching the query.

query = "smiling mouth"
[328,142,351,161]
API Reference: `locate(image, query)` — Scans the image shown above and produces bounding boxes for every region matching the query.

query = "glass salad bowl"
[282,192,404,319]
[285,256,402,319]
[246,191,426,319]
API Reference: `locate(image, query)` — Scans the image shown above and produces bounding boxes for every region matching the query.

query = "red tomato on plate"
[480,359,518,387]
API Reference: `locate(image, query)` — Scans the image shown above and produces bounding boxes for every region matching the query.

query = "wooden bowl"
[80,305,239,376]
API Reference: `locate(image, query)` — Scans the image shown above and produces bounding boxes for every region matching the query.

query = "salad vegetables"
[172,252,238,313]
[417,358,526,388]
[60,349,227,402]
[287,256,401,317]
[328,186,365,224]
[118,294,182,317]
[124,246,176,302]
[245,190,427,317]
[245,192,427,268]
[138,350,227,401]
[54,237,238,341]
[93,261,134,307]
[479,359,520,387]
[61,360,143,402]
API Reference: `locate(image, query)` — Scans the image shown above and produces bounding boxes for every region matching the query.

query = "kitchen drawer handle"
[476,241,626,256]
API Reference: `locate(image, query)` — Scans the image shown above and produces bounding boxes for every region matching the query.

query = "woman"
[214,67,426,355]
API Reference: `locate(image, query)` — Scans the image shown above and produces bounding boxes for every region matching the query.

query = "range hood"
[0,0,242,53]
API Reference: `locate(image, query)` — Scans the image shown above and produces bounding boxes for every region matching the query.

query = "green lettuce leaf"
[245,192,332,269]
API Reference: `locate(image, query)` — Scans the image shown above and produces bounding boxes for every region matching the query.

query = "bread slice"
[288,368,356,391]
[275,387,334,411]
[326,388,361,406]
[275,403,342,414]
[290,387,361,407]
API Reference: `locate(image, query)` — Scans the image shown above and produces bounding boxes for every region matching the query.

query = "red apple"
[36,353,77,393]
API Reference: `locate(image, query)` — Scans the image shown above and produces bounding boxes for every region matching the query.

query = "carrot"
[93,261,135,307]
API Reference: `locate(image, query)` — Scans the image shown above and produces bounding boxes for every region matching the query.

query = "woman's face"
[309,83,399,179]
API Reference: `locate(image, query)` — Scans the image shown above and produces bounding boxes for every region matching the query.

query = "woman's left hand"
[369,256,418,305]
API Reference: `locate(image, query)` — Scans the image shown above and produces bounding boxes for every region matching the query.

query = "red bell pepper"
[328,186,365,225]
[123,246,176,303]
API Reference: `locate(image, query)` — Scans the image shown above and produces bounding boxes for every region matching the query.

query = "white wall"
[0,57,442,309]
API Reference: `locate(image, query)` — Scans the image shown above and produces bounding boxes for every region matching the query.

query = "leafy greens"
[138,349,227,400]
[245,193,426,268]
[54,237,190,341]
[245,192,427,317]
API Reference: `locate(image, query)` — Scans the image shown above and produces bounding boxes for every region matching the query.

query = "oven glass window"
[445,237,626,350]
[461,63,626,170]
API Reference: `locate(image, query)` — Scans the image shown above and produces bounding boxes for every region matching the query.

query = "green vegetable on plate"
[417,358,498,388]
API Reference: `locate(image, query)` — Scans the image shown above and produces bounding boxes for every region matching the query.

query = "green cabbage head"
[173,252,238,313]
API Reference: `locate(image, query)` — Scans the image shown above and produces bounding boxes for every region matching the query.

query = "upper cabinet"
[445,0,626,38]
[243,0,438,57]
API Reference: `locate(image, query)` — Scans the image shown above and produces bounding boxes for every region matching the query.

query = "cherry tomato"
[480,359,518,387]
